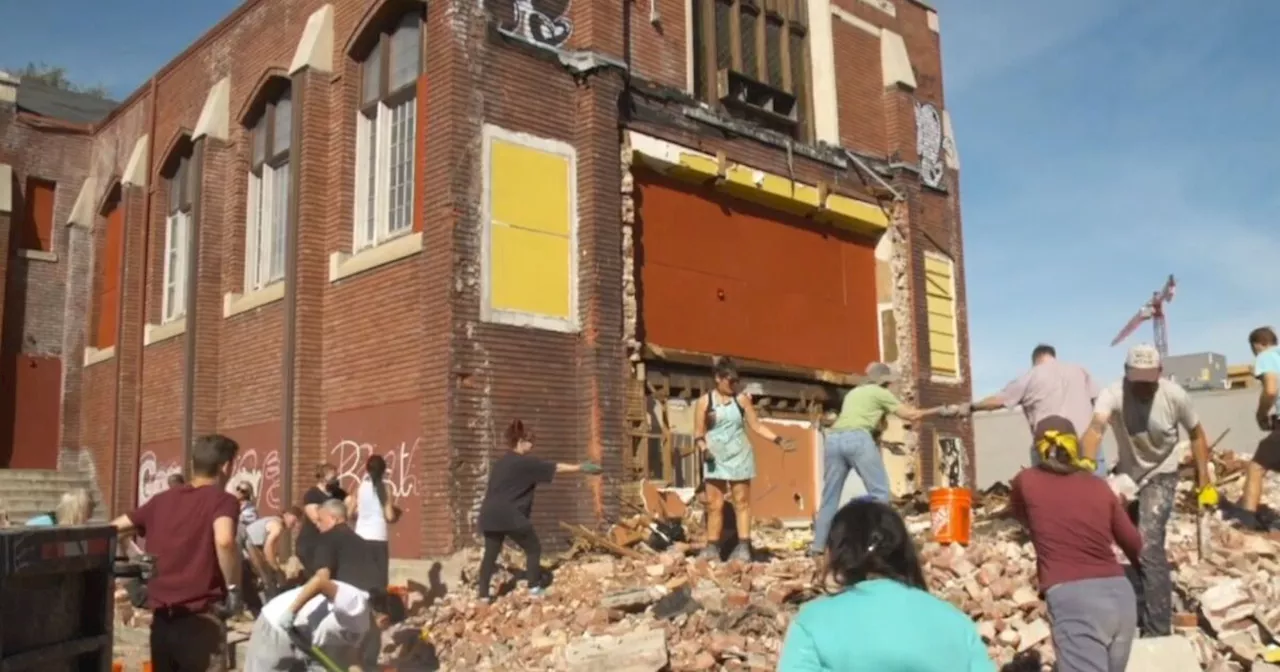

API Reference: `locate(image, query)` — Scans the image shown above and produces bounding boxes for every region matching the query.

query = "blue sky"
[3,1,1276,395]
[934,0,1280,394]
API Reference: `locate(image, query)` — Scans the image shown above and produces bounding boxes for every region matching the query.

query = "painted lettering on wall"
[503,0,573,48]
[137,450,182,505]
[226,448,283,511]
[915,101,945,189]
[329,438,419,498]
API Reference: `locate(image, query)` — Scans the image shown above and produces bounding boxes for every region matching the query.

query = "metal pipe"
[123,76,159,510]
[181,138,206,469]
[280,73,305,506]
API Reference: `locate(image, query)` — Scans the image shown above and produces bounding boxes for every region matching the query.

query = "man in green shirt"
[810,362,952,555]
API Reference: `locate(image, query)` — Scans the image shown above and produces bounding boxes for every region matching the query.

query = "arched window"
[354,11,422,250]
[246,87,292,290]
[163,148,194,323]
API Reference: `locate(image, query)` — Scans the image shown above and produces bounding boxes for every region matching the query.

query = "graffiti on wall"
[226,448,283,512]
[137,450,182,505]
[915,101,945,189]
[937,436,965,489]
[501,0,573,48]
[329,437,420,498]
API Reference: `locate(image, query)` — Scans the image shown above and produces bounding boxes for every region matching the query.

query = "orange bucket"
[143,663,153,672]
[112,663,123,672]
[929,487,972,545]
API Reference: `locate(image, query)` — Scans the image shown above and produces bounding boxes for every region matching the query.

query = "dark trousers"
[365,539,390,589]
[151,610,226,672]
[477,528,541,598]
[1126,473,1177,637]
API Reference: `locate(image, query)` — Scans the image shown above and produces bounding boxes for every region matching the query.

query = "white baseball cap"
[1124,344,1162,383]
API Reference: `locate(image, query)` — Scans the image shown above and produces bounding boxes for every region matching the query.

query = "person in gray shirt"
[242,506,302,602]
[967,344,1105,475]
[1079,344,1214,638]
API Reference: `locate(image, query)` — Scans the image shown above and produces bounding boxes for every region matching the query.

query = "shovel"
[286,627,346,672]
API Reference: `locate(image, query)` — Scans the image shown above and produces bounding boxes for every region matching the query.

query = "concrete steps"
[0,469,105,524]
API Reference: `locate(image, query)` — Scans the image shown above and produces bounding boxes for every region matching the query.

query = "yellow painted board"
[925,295,955,319]
[931,350,959,375]
[924,254,953,277]
[491,140,571,236]
[924,273,954,300]
[928,336,957,356]
[928,313,956,337]
[490,225,572,319]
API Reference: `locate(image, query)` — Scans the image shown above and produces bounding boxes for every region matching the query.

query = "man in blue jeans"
[810,362,952,555]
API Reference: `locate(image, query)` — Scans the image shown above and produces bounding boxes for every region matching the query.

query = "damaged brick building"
[0,0,970,558]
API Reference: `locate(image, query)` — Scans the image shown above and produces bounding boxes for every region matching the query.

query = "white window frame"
[245,91,292,293]
[161,211,190,324]
[876,301,895,363]
[923,250,962,383]
[479,124,580,333]
[352,13,421,253]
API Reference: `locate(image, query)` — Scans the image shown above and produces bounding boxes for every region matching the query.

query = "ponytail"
[366,455,389,506]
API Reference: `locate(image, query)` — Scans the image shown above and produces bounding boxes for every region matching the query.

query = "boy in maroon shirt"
[112,435,242,672]
[1011,416,1143,672]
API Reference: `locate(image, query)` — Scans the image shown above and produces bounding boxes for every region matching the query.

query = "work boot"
[728,543,752,563]
[699,543,721,561]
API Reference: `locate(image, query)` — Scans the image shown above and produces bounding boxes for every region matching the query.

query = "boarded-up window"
[21,177,56,252]
[93,197,125,350]
[924,252,959,378]
[878,303,898,363]
[482,125,577,331]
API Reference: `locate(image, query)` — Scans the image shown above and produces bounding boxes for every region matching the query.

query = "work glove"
[938,404,961,418]
[214,589,243,619]
[1076,457,1098,474]
[1197,485,1220,509]
[273,607,297,631]
[579,461,603,474]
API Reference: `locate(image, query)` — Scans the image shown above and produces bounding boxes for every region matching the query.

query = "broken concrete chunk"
[600,586,665,611]
[1016,619,1050,652]
[562,629,669,672]
[1123,636,1201,672]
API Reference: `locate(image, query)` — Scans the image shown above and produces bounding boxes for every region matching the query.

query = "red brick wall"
[0,96,95,473]
[5,0,971,553]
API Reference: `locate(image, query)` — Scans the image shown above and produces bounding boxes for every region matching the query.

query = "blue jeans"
[811,429,890,553]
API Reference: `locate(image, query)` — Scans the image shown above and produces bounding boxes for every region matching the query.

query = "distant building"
[1228,364,1257,389]
[1162,352,1228,391]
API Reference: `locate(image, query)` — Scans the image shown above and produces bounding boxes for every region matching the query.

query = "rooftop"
[2,73,118,125]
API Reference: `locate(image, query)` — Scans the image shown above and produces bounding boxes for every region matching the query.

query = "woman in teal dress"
[693,357,792,562]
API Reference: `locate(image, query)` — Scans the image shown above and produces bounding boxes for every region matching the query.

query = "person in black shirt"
[310,498,386,669]
[476,419,602,601]
[311,499,381,592]
[296,463,348,576]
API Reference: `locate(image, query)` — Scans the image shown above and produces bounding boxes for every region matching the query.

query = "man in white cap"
[1079,343,1215,637]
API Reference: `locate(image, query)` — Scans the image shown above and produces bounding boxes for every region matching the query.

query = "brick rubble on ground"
[110,451,1280,670]
[356,454,1280,670]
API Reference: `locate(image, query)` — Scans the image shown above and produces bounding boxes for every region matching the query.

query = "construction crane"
[1109,274,1177,357]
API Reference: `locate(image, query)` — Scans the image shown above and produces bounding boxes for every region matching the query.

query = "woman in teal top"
[694,357,792,563]
[779,499,995,672]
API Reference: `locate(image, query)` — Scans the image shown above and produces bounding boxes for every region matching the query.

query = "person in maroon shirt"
[112,435,243,672]
[1010,416,1143,672]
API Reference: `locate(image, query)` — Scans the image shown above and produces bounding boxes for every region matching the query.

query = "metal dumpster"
[0,525,117,672]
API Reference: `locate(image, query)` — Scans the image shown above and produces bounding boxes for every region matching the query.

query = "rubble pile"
[386,526,819,671]
[914,450,1280,671]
